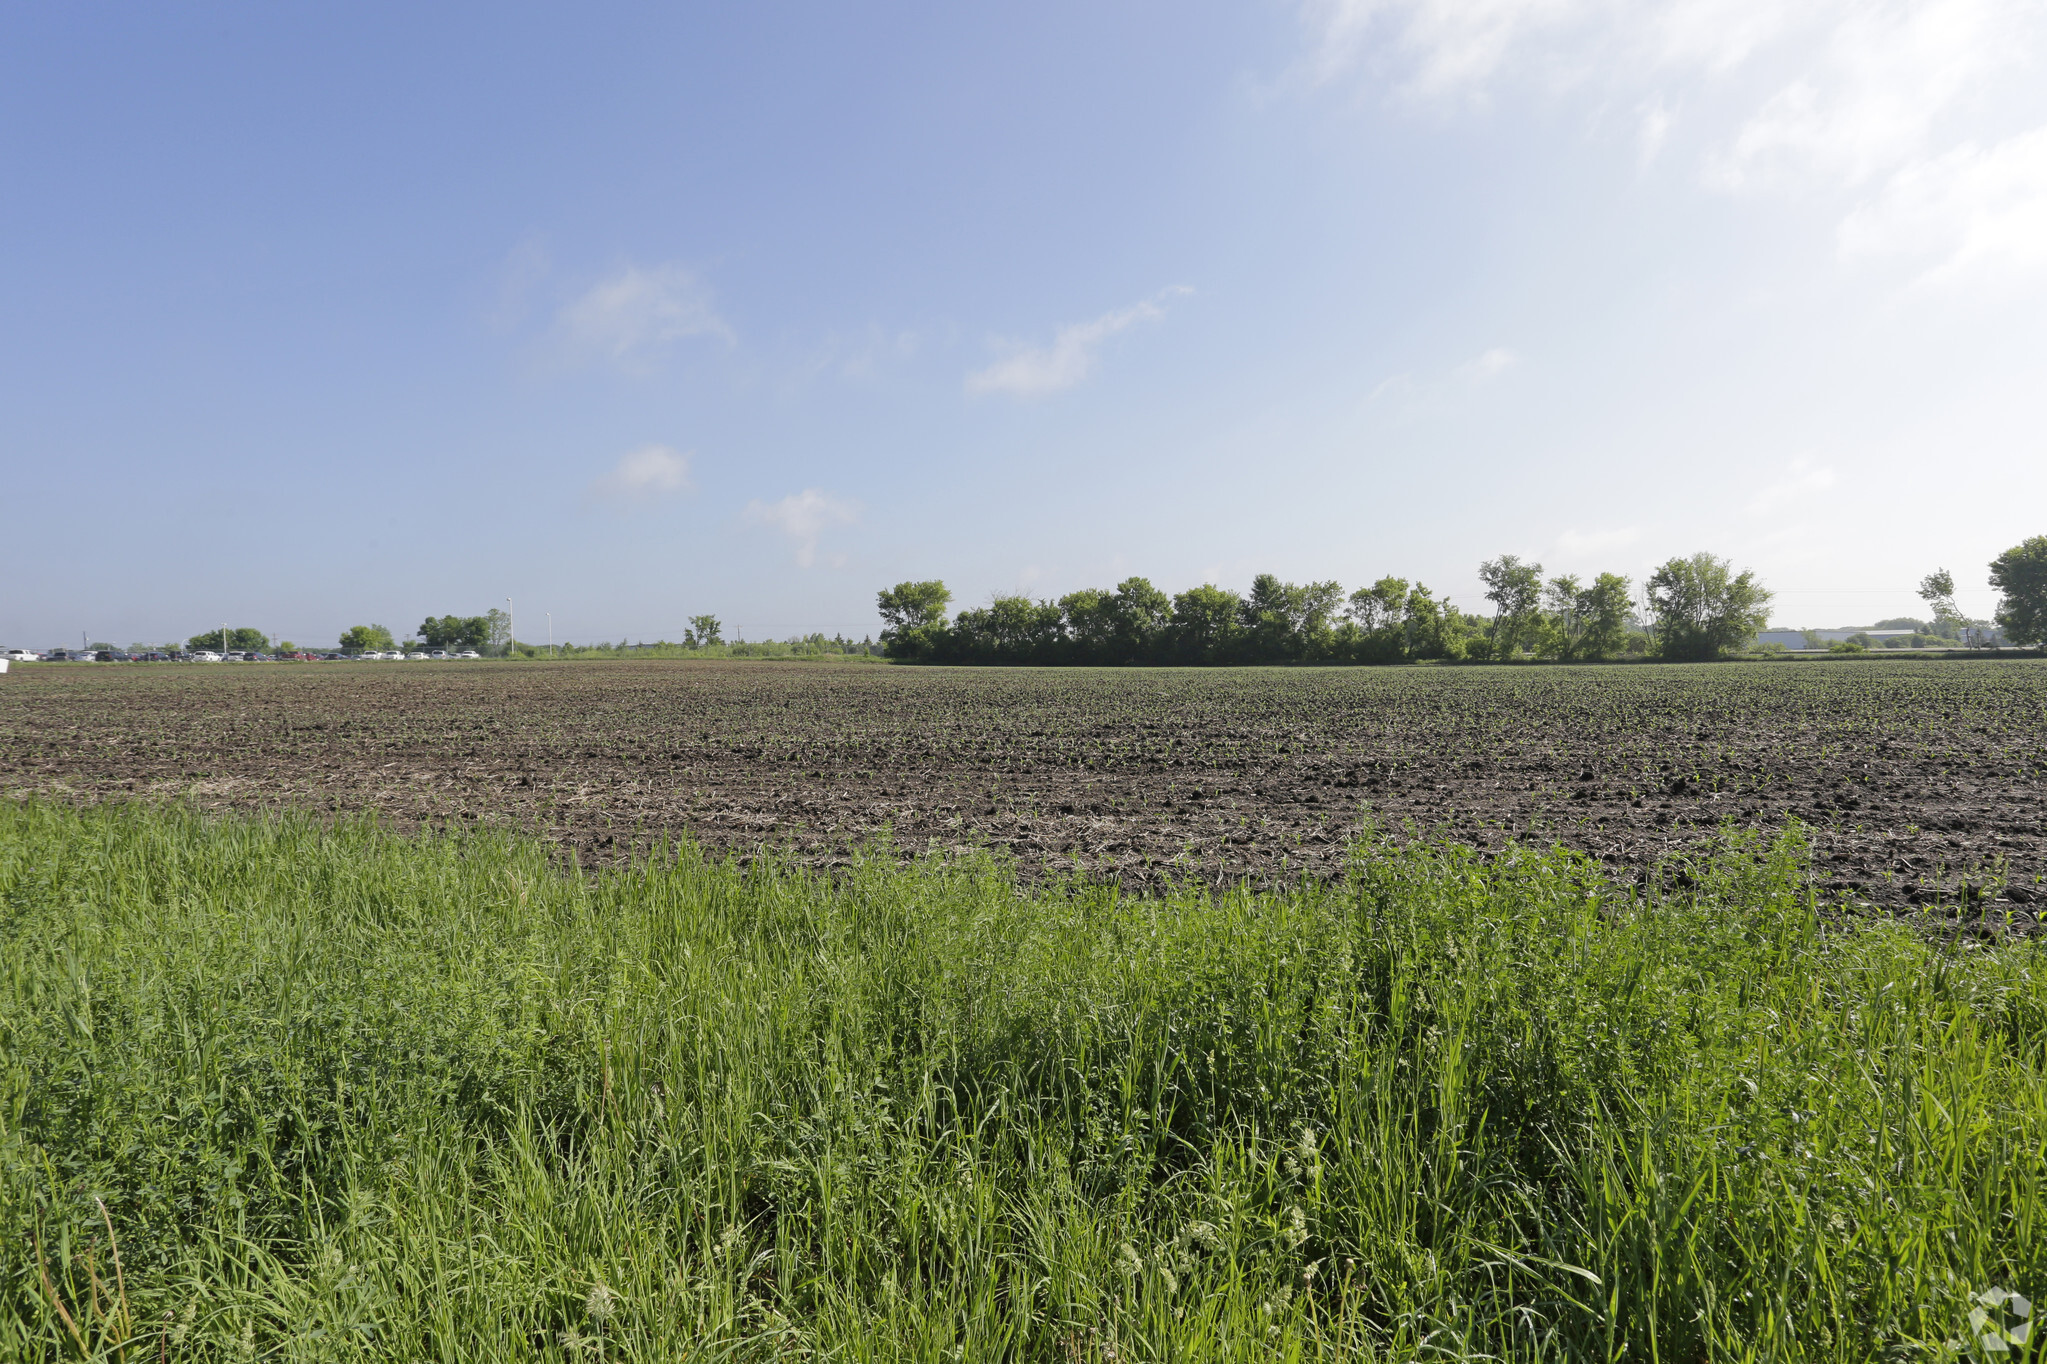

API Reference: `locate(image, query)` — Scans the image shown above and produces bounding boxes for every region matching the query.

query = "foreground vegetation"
[2,801,2042,1360]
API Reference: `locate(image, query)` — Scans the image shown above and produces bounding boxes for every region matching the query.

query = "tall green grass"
[1,800,2041,1361]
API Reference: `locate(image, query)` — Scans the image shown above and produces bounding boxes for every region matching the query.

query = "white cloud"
[588,445,694,504]
[1455,346,1519,381]
[1637,97,1674,165]
[1708,0,2025,191]
[1556,525,1641,556]
[1295,0,2047,286]
[1299,0,1589,100]
[557,263,733,367]
[1747,457,1839,515]
[744,488,859,567]
[787,326,922,392]
[966,287,1191,397]
[1368,345,1516,409]
[1838,126,2047,283]
[1366,371,1417,402]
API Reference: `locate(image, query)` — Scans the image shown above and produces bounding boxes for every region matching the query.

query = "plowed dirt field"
[4,658,2042,932]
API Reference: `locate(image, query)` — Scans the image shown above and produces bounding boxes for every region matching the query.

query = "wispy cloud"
[1294,0,2047,288]
[588,445,694,505]
[1455,346,1519,381]
[1637,97,1673,166]
[1367,344,1519,410]
[1366,371,1416,402]
[1747,457,1839,516]
[744,488,859,567]
[557,263,734,368]
[1838,126,2047,286]
[966,286,1191,397]
[1299,0,1595,101]
[1705,0,2024,192]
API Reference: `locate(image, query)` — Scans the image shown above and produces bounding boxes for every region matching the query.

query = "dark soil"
[4,658,2043,934]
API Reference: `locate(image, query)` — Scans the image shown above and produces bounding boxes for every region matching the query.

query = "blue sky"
[4,1,2045,648]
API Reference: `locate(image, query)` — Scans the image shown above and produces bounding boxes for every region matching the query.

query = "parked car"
[3,649,38,662]
[405,651,428,660]
[458,650,481,659]
[190,651,223,662]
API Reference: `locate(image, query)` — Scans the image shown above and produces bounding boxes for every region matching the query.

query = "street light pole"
[546,612,553,657]
[506,598,514,659]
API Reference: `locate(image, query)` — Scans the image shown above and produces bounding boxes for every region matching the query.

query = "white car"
[191,651,223,662]
[405,652,428,660]
[427,650,450,660]
[3,649,38,662]
[457,651,481,659]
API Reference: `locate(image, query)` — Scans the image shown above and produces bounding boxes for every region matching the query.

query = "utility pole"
[221,623,228,654]
[506,598,514,660]
[546,612,553,657]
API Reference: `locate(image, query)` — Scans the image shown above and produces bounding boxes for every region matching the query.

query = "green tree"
[418,615,490,650]
[1540,573,1583,659]
[1058,578,1174,664]
[338,624,396,654]
[948,596,1064,663]
[1646,553,1773,660]
[687,614,723,647]
[1401,584,1465,660]
[1347,577,1408,632]
[876,581,952,659]
[1478,555,1545,657]
[1917,569,1967,640]
[483,608,511,656]
[1057,588,1116,663]
[188,627,270,653]
[1990,536,2047,646]
[1238,574,1343,661]
[1575,573,1633,661]
[1108,577,1172,661]
[1336,577,1411,664]
[1167,584,1244,664]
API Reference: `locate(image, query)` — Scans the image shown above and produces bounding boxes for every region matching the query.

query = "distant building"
[1758,625,2008,650]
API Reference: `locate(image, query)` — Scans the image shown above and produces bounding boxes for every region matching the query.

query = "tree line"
[876,551,1773,666]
